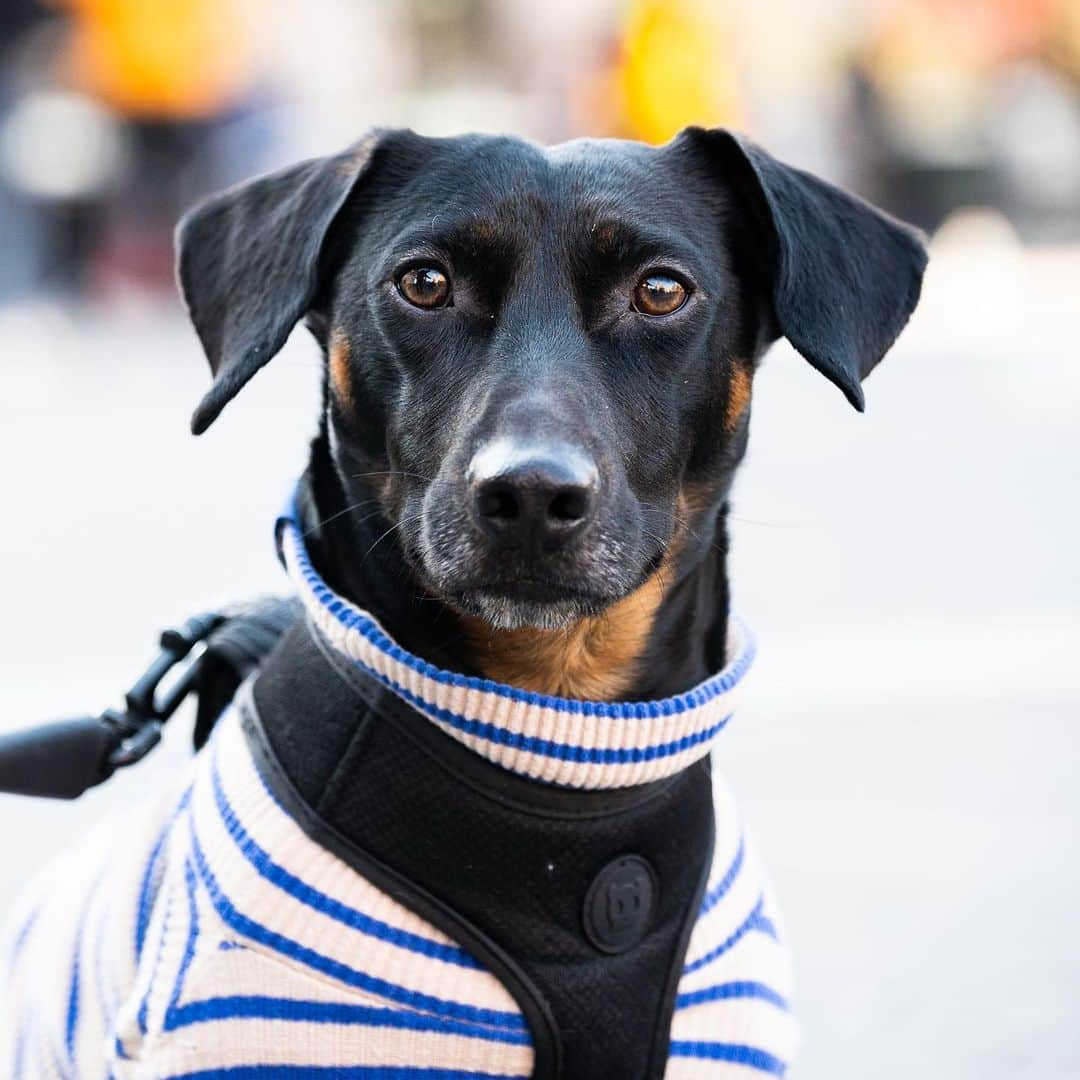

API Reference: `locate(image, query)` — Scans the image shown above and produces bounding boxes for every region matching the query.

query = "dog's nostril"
[468,439,599,546]
[477,484,520,521]
[548,488,590,523]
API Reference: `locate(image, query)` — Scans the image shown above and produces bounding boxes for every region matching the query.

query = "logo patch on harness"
[584,854,658,954]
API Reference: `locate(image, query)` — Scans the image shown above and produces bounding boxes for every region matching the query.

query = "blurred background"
[1,1,1078,1076]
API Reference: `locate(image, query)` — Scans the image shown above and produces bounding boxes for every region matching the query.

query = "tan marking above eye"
[329,330,353,409]
[398,266,451,308]
[632,274,687,316]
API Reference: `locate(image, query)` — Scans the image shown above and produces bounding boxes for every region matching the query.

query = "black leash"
[0,598,299,799]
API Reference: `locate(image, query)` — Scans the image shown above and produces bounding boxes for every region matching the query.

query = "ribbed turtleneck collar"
[277,499,754,790]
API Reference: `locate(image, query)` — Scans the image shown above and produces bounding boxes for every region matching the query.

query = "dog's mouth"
[399,513,658,631]
[409,526,668,631]
[442,578,619,631]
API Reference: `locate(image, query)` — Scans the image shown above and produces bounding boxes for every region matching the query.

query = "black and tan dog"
[3,127,925,1078]
[182,126,924,698]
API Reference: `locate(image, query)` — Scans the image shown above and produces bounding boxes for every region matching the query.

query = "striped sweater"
[1,510,796,1078]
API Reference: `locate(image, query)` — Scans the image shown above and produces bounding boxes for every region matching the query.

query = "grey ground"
[2,228,1077,1077]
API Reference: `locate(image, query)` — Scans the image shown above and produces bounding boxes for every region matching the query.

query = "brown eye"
[398,266,451,308]
[632,274,688,317]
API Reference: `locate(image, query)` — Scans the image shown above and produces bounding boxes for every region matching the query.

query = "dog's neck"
[300,438,731,702]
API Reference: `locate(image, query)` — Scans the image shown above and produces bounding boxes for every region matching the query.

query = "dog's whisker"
[638,503,731,557]
[302,501,386,538]
[351,469,435,483]
[639,529,669,549]
[360,512,425,562]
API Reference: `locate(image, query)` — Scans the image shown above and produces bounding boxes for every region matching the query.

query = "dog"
[2,127,926,1078]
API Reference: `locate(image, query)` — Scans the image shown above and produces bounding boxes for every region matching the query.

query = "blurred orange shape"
[620,0,744,144]
[62,0,255,120]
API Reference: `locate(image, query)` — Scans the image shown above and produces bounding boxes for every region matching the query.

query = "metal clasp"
[106,611,226,770]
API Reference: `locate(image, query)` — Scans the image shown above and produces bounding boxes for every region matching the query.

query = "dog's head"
[178,129,925,631]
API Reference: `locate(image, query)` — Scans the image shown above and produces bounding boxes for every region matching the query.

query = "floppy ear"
[684,128,928,410]
[176,129,394,434]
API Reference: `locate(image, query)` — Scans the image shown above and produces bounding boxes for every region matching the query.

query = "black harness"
[0,599,720,1078]
[245,616,717,1080]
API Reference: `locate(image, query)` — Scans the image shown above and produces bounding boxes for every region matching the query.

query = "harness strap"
[246,616,716,1080]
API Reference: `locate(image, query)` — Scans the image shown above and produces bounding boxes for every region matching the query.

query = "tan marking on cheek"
[329,332,354,412]
[328,330,397,511]
[673,489,692,544]
[724,364,753,432]
[677,481,716,526]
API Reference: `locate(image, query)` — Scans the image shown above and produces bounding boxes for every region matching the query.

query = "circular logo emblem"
[583,854,658,954]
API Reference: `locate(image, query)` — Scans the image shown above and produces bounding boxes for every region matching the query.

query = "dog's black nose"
[469,439,598,548]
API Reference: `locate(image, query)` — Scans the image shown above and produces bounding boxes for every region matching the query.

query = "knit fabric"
[279,504,757,791]
[1,512,796,1078]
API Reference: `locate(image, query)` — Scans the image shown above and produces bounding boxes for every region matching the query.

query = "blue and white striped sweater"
[1,513,796,1077]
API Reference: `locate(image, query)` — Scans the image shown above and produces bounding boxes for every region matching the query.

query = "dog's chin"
[439,581,619,631]
[460,592,591,631]
[411,516,661,632]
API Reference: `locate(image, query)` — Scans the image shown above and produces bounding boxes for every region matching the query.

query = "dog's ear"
[683,127,928,410]
[176,129,397,434]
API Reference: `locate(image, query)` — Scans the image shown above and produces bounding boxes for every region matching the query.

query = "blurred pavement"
[1,224,1078,1078]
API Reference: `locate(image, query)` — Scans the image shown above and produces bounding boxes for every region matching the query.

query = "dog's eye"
[398,267,452,309]
[632,274,688,317]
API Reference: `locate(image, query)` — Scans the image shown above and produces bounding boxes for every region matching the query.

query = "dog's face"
[177,129,925,631]
[322,135,766,629]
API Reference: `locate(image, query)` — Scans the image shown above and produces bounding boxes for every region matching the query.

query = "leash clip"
[106,611,227,770]
[1,598,299,799]
[0,611,226,799]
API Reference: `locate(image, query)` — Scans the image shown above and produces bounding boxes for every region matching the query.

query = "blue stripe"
[280,506,755,718]
[165,860,201,1020]
[135,828,168,960]
[676,980,789,1012]
[44,1022,71,1080]
[700,834,745,917]
[187,812,526,1033]
[138,873,175,1034]
[12,1029,25,1080]
[668,1041,786,1075]
[163,994,530,1045]
[374,668,732,764]
[208,746,478,970]
[64,936,81,1064]
[20,1009,71,1080]
[684,896,773,975]
[7,905,40,973]
[135,787,192,961]
[754,911,778,939]
[166,1068,526,1079]
[65,870,105,1066]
